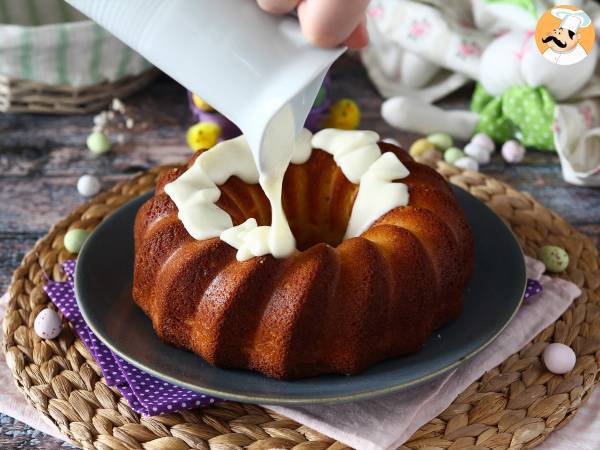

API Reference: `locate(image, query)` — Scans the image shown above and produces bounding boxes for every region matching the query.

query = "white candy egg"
[454,156,480,172]
[501,140,526,164]
[77,175,101,197]
[470,133,495,154]
[34,308,62,339]
[543,343,576,375]
[464,143,491,164]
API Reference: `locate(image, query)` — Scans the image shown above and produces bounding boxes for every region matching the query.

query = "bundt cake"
[133,128,474,380]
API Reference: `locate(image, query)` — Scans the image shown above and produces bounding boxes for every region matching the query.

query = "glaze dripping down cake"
[133,129,474,379]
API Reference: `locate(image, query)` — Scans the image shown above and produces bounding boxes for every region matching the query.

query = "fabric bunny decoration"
[365,0,600,184]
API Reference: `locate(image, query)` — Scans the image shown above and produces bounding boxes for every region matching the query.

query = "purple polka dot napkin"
[525,279,543,299]
[43,260,220,416]
[43,260,542,416]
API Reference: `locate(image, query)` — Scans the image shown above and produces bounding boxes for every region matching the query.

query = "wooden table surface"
[0,56,598,449]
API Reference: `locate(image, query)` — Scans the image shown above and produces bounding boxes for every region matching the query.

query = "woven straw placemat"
[3,162,600,450]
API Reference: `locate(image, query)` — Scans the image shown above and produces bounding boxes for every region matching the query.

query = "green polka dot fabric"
[483,0,537,17]
[471,83,556,151]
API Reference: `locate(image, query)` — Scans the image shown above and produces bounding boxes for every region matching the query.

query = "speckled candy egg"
[409,138,437,158]
[454,156,480,172]
[86,131,111,155]
[502,140,526,164]
[426,132,453,151]
[77,175,101,197]
[64,228,90,254]
[543,343,576,374]
[34,308,62,339]
[464,142,491,164]
[444,147,464,164]
[538,245,569,273]
[471,132,495,153]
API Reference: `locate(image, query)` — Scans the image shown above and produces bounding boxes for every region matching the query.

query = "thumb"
[297,0,370,48]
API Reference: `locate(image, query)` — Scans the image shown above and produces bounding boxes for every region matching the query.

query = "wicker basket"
[0,0,157,114]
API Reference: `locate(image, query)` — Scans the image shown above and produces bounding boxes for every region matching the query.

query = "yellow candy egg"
[191,93,214,112]
[186,122,221,151]
[409,138,436,158]
[326,99,360,130]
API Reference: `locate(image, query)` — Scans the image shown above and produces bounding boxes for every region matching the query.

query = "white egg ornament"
[34,308,62,339]
[543,343,576,375]
[77,175,101,197]
[454,156,480,172]
[464,142,491,164]
[471,133,495,154]
[502,140,526,164]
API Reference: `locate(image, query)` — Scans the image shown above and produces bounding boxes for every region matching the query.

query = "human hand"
[257,0,370,49]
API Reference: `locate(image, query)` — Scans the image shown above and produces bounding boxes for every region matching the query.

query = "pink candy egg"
[543,343,576,374]
[501,140,526,164]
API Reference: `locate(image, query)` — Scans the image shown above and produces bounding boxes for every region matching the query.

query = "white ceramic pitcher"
[66,0,344,170]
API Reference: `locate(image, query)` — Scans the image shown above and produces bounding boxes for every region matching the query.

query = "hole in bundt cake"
[216,149,358,253]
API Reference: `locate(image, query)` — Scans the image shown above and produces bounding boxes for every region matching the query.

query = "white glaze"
[311,129,410,237]
[166,128,410,261]
[165,128,312,259]
[344,152,409,238]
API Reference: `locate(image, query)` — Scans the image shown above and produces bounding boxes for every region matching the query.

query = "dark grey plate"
[75,186,525,405]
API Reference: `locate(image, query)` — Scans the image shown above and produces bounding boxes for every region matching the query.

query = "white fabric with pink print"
[362,0,600,185]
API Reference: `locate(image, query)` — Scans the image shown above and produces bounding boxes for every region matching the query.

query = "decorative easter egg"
[471,133,495,153]
[543,343,576,374]
[464,142,491,164]
[186,122,222,151]
[454,156,480,172]
[34,308,62,339]
[444,147,464,164]
[86,131,111,155]
[326,99,360,130]
[502,140,526,163]
[409,138,436,158]
[77,175,101,197]
[64,229,90,254]
[538,245,569,273]
[426,132,453,151]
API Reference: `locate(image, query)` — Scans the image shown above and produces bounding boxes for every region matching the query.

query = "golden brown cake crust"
[132,142,475,379]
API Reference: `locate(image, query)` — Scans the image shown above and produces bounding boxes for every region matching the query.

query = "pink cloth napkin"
[268,257,584,449]
[0,256,595,449]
